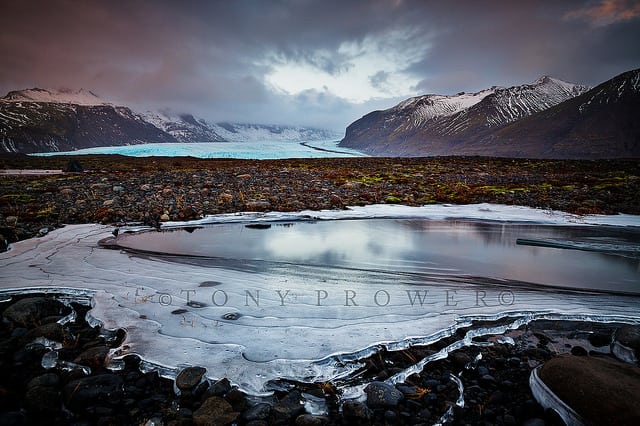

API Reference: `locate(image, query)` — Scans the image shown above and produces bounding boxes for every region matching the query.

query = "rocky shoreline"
[2,293,639,425]
[1,155,640,249]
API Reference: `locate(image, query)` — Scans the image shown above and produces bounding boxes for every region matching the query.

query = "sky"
[1,0,639,132]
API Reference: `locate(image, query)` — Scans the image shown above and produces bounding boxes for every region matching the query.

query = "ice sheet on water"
[1,205,639,395]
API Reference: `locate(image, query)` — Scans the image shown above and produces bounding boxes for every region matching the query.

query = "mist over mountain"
[0,88,339,153]
[339,69,639,159]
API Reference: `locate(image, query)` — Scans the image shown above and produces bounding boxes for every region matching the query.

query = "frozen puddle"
[1,204,639,395]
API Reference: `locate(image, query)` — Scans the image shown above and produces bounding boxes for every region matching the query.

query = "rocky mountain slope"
[0,89,176,153]
[0,89,339,153]
[467,68,640,158]
[340,70,640,159]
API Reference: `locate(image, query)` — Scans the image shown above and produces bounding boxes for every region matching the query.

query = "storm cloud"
[1,0,639,131]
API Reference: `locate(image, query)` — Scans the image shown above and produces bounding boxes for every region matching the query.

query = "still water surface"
[115,219,640,294]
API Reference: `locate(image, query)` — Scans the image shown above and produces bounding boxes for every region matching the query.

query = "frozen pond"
[115,219,640,295]
[2,204,640,394]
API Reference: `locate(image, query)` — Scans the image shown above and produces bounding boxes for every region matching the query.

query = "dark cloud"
[1,0,638,131]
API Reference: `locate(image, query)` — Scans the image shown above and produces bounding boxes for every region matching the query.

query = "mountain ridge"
[339,75,593,156]
[0,89,339,153]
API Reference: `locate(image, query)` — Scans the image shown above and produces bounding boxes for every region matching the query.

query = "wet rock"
[3,297,67,327]
[176,366,207,390]
[192,396,239,426]
[5,216,18,226]
[112,185,125,193]
[364,381,404,408]
[159,213,170,222]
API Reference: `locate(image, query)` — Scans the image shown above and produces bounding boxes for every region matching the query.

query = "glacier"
[1,204,639,396]
[31,140,366,159]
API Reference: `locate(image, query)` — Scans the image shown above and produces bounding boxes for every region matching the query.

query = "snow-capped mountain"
[0,89,175,153]
[466,68,640,158]
[2,88,109,106]
[142,111,226,143]
[143,111,340,143]
[0,89,340,153]
[212,122,340,142]
[340,76,591,156]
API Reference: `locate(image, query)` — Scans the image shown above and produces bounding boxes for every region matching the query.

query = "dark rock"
[242,402,271,421]
[192,396,239,426]
[27,372,60,389]
[24,385,61,414]
[507,356,521,366]
[477,366,490,377]
[570,345,588,356]
[342,400,373,422]
[613,324,640,362]
[225,388,247,412]
[538,354,640,426]
[3,297,67,327]
[74,345,110,368]
[451,352,472,368]
[272,390,305,423]
[588,331,611,347]
[0,411,26,426]
[480,374,497,386]
[522,418,546,426]
[176,366,207,390]
[26,322,73,343]
[205,378,232,397]
[364,381,404,408]
[64,374,124,408]
[64,160,84,173]
[295,414,329,426]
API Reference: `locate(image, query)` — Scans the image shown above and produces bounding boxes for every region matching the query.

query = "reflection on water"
[115,219,640,294]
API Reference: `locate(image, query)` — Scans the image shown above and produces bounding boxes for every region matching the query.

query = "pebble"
[176,366,207,390]
[192,396,239,426]
[364,381,404,408]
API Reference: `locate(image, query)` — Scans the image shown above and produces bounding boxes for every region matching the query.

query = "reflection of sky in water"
[117,219,640,294]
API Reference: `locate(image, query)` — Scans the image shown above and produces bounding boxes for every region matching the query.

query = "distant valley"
[0,88,339,154]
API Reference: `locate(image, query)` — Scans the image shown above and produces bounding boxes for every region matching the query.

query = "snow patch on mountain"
[1,88,108,106]
[396,88,496,127]
[212,122,341,142]
[142,111,341,143]
[483,76,590,126]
